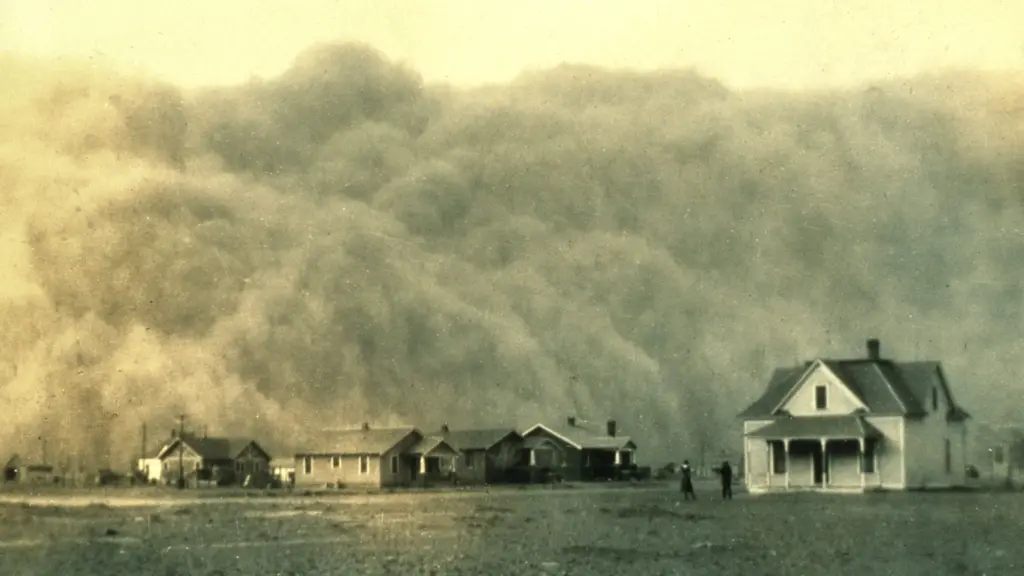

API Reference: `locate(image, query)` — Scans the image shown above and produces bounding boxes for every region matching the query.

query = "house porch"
[745,416,884,492]
[406,438,459,485]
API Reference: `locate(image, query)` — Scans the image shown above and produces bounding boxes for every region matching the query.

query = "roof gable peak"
[769,359,869,415]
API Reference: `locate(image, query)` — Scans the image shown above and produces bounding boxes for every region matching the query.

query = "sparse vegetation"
[0,481,1018,574]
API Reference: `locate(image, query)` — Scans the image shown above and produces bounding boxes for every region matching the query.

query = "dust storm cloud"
[1,44,1021,468]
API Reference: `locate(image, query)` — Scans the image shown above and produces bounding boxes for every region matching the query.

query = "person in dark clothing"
[713,460,733,500]
[679,460,697,500]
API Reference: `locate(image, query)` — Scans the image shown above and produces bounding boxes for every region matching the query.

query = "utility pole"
[177,414,186,490]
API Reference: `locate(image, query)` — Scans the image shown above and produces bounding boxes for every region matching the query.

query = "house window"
[359,455,369,475]
[932,388,939,411]
[944,438,952,474]
[861,441,876,474]
[814,385,828,410]
[994,446,1005,464]
[303,456,312,475]
[331,456,341,469]
[390,456,398,475]
[771,441,786,474]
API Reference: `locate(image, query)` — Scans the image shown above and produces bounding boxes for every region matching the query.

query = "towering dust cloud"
[0,45,1021,468]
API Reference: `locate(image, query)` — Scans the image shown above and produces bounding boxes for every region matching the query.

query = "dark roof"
[3,454,53,469]
[158,436,267,461]
[745,415,884,440]
[439,428,521,451]
[522,423,635,451]
[257,441,293,461]
[736,367,806,419]
[407,436,459,456]
[143,439,176,459]
[738,358,971,420]
[297,427,419,456]
[523,436,564,450]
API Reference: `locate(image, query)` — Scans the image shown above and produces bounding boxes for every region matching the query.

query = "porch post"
[615,450,622,466]
[766,442,771,486]
[419,456,426,474]
[529,449,536,466]
[858,438,866,490]
[784,438,791,489]
[820,438,828,488]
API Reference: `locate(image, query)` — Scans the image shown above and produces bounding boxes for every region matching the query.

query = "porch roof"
[406,436,459,457]
[746,415,883,440]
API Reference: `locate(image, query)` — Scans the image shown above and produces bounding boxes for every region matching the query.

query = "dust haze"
[1,44,1021,468]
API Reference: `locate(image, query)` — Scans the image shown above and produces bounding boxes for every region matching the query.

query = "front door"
[812,445,826,486]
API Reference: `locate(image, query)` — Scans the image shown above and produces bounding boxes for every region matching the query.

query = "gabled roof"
[157,436,269,461]
[297,427,420,456]
[768,360,869,414]
[406,436,460,457]
[523,436,564,450]
[438,428,522,451]
[257,441,291,461]
[738,357,971,420]
[143,438,176,459]
[745,415,884,440]
[521,423,635,451]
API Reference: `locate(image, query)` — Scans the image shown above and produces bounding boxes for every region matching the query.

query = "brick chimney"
[441,424,450,435]
[361,423,370,431]
[567,416,577,427]
[606,420,617,438]
[867,338,881,360]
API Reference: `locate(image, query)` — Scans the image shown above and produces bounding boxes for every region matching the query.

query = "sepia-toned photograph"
[0,1,1022,574]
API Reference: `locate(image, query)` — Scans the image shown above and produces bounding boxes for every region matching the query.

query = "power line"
[177,413,186,490]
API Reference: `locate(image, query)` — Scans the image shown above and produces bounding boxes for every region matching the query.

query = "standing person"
[680,460,697,500]
[714,460,733,501]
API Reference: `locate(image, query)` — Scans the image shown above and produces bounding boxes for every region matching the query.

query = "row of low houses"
[132,418,642,489]
[10,337,1002,495]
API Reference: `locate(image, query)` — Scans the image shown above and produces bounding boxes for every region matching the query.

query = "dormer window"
[932,387,939,411]
[814,385,828,410]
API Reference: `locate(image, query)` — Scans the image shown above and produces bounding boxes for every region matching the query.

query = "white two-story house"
[738,338,971,493]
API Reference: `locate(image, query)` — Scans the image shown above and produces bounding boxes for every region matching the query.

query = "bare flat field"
[0,480,1018,575]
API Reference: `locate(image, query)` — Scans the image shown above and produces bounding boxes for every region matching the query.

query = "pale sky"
[1,0,1022,90]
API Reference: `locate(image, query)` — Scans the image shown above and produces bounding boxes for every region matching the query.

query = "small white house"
[137,439,176,484]
[270,458,295,486]
[137,455,164,483]
[739,338,970,493]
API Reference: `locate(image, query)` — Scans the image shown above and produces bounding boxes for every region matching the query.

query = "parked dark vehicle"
[95,469,125,487]
[617,464,652,481]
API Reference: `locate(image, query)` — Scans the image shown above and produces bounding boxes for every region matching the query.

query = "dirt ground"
[0,480,1018,575]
